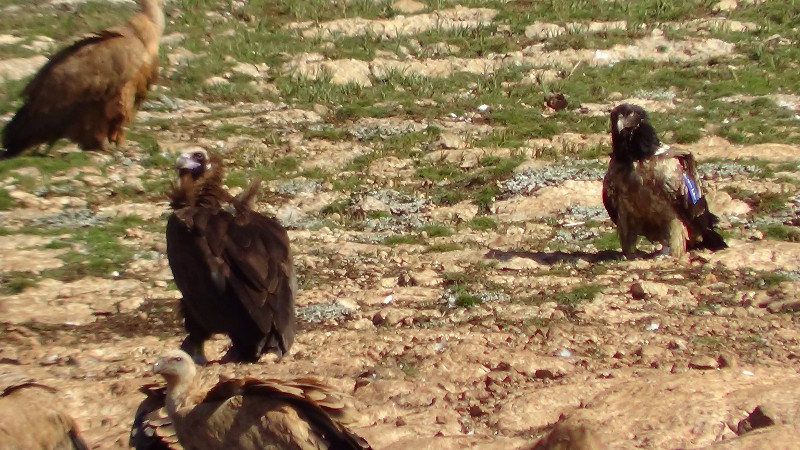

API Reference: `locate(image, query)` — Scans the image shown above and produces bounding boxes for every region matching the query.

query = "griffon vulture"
[166,148,296,364]
[148,350,372,450]
[0,372,89,450]
[1,0,165,158]
[602,103,727,258]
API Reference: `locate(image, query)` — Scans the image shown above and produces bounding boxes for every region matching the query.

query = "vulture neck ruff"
[169,162,225,210]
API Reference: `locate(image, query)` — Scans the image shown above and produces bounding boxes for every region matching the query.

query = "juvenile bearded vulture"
[148,350,372,450]
[1,0,164,158]
[602,103,727,258]
[0,372,89,450]
[166,148,296,364]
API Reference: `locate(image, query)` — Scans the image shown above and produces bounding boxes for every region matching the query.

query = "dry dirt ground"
[2,0,800,449]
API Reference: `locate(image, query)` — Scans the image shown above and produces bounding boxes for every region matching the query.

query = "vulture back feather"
[166,149,296,364]
[151,350,372,450]
[1,0,164,158]
[130,384,182,450]
[0,372,89,450]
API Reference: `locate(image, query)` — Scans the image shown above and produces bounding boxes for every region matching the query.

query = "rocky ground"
[1,0,800,448]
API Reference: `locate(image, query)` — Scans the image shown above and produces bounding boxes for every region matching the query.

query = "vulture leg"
[180,307,211,365]
[180,335,209,366]
[227,324,269,363]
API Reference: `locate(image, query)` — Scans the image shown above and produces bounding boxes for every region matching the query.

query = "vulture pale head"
[175,148,212,180]
[153,350,196,386]
[609,103,661,162]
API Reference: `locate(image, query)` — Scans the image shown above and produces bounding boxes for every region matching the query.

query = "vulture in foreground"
[146,350,372,450]
[166,148,296,364]
[1,0,165,158]
[0,372,89,450]
[602,103,727,258]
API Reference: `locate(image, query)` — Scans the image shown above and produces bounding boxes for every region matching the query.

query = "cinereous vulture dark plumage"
[1,0,164,158]
[602,103,727,258]
[146,350,372,450]
[0,372,90,449]
[166,148,296,364]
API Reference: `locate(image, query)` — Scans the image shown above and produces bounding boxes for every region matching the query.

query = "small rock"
[392,0,426,14]
[688,355,719,370]
[434,132,466,149]
[737,405,776,434]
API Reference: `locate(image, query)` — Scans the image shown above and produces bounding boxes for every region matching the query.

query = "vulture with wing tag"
[602,103,727,258]
[0,372,90,450]
[166,148,296,364]
[1,0,164,158]
[143,350,372,450]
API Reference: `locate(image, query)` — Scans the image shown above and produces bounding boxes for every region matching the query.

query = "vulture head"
[609,103,661,162]
[175,148,213,180]
[153,350,199,418]
[170,148,224,208]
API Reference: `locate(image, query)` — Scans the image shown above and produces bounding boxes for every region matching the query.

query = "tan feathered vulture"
[166,148,296,364]
[149,350,372,450]
[0,372,89,450]
[1,0,165,158]
[602,103,727,258]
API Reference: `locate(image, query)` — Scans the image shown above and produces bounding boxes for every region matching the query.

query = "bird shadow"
[484,248,666,265]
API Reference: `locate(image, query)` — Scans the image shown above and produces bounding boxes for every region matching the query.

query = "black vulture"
[602,103,727,258]
[1,0,163,158]
[166,148,296,364]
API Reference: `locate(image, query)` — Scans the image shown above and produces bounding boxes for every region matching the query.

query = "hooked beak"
[152,358,166,375]
[175,153,201,172]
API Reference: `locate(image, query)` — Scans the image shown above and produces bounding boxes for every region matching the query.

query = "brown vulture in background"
[1,0,164,158]
[0,372,90,450]
[144,350,372,450]
[602,103,727,258]
[166,148,296,364]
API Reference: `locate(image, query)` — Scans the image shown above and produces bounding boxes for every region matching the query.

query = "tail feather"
[692,210,727,251]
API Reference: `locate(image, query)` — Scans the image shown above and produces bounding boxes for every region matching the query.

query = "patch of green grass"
[304,126,350,141]
[0,151,91,178]
[742,270,792,290]
[426,242,463,253]
[467,216,497,231]
[0,188,16,210]
[366,210,391,219]
[38,215,146,281]
[417,154,524,210]
[0,274,37,295]
[418,223,453,237]
[553,283,603,308]
[592,231,620,251]
[693,335,724,349]
[321,198,351,216]
[384,234,424,246]
[454,290,483,308]
[759,223,800,242]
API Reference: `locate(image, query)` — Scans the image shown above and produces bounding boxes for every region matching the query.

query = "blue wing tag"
[682,174,700,204]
